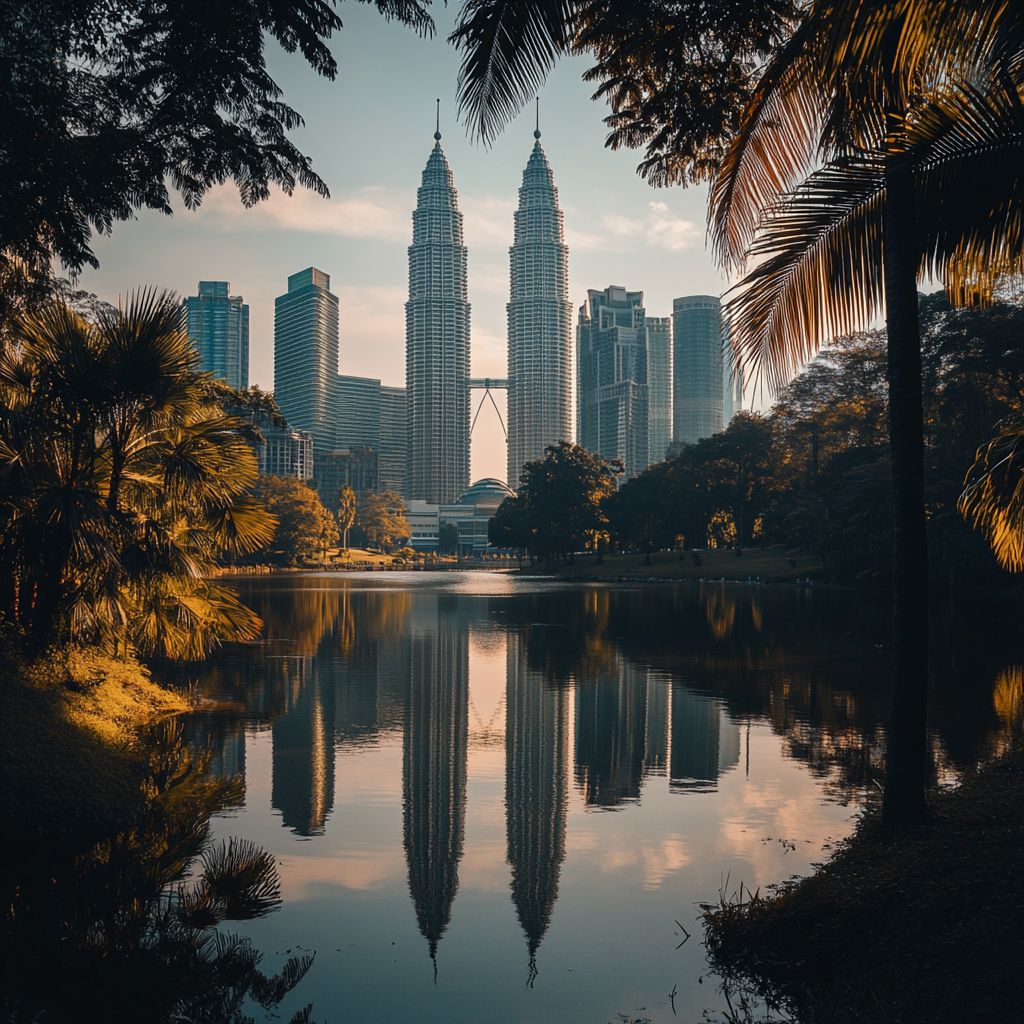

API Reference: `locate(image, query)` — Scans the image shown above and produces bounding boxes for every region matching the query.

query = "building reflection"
[505,635,569,981]
[272,657,335,835]
[670,685,740,792]
[402,596,469,964]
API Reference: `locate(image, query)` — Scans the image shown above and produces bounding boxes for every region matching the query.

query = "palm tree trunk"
[882,155,929,825]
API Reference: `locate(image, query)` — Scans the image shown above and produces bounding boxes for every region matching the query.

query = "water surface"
[163,573,1019,1023]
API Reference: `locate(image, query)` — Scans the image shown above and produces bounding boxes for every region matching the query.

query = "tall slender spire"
[506,129,572,485]
[406,113,471,503]
[435,97,441,140]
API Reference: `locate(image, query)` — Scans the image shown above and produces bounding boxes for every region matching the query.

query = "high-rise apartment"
[335,374,382,450]
[380,385,407,495]
[274,267,339,448]
[185,281,249,389]
[647,316,672,462]
[672,295,724,446]
[576,286,650,479]
[406,132,471,503]
[506,131,572,485]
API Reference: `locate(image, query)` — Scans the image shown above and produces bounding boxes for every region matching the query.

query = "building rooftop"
[457,478,515,508]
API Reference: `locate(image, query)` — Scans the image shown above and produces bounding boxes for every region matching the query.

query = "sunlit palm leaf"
[959,415,1024,572]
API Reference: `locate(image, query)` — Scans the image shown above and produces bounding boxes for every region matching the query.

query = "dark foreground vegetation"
[0,641,320,1024]
[703,747,1024,1024]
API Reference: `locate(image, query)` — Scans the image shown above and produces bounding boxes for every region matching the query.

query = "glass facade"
[380,386,407,496]
[507,138,572,486]
[274,267,340,450]
[672,295,724,446]
[335,374,382,450]
[576,287,650,478]
[647,316,672,462]
[185,281,249,389]
[406,139,471,504]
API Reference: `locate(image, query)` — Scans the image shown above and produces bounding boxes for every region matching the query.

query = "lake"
[151,572,1019,1024]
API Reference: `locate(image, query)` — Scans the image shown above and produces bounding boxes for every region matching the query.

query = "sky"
[76,4,731,484]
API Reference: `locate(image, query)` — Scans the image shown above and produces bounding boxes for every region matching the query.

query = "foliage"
[0,0,434,295]
[439,520,460,555]
[353,490,411,552]
[250,476,337,565]
[223,384,287,429]
[600,304,1023,582]
[490,441,621,563]
[0,291,275,658]
[335,485,357,548]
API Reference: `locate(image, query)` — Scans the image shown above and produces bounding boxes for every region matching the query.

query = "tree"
[501,441,622,564]
[251,476,337,565]
[0,291,275,658]
[439,521,460,555]
[0,0,434,294]
[336,485,357,549]
[960,416,1024,573]
[354,491,411,552]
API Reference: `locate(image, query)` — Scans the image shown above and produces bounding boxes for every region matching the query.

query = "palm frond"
[959,415,1024,571]
[450,0,577,143]
[724,156,886,394]
[710,19,824,270]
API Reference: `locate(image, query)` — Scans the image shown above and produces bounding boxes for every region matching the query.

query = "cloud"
[199,184,412,242]
[646,201,701,251]
[603,213,644,237]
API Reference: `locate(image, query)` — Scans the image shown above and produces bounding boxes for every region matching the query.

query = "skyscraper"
[185,281,249,389]
[380,386,407,495]
[406,130,471,503]
[335,374,382,450]
[673,295,724,446]
[507,130,572,486]
[274,267,339,448]
[576,286,650,478]
[647,316,672,462]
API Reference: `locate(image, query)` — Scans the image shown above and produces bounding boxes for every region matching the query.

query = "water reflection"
[506,634,569,978]
[145,575,1020,1021]
[403,597,469,963]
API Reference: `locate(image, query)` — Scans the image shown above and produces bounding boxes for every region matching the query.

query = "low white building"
[405,478,515,555]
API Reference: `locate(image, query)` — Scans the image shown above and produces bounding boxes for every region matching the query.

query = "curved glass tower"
[406,132,471,503]
[507,132,572,487]
[672,295,724,445]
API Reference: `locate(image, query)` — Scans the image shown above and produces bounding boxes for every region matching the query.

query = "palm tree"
[708,4,1023,822]
[447,0,1023,822]
[336,485,357,549]
[960,415,1024,573]
[0,290,276,658]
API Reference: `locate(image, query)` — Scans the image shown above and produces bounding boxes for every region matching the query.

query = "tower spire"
[534,97,541,139]
[435,97,441,141]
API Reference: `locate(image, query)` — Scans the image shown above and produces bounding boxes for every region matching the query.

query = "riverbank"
[703,747,1024,1023]
[1,644,190,838]
[521,545,840,583]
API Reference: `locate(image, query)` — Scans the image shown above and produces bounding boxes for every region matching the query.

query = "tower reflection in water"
[402,596,469,966]
[505,633,569,982]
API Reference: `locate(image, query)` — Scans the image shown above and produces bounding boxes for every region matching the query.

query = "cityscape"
[183,127,744,552]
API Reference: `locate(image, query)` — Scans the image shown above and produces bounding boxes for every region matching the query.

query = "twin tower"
[406,126,571,504]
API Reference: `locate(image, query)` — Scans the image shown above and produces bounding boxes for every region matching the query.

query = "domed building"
[405,478,516,556]
[457,478,515,509]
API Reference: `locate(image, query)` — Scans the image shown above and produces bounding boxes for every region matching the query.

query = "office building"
[405,478,515,556]
[335,374,381,450]
[274,267,339,448]
[507,131,573,485]
[314,447,378,512]
[647,316,672,462]
[185,281,249,389]
[673,295,724,446]
[576,286,650,479]
[406,131,471,503]
[380,385,407,495]
[723,331,744,427]
[258,421,314,480]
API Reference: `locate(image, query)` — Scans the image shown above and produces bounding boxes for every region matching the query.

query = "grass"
[703,748,1024,1023]
[520,545,842,583]
[1,643,190,838]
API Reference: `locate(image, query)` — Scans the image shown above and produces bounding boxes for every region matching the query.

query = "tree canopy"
[250,475,337,565]
[0,291,275,658]
[353,491,411,552]
[0,0,434,294]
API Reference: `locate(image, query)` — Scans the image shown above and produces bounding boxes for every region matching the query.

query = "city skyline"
[72,4,727,484]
